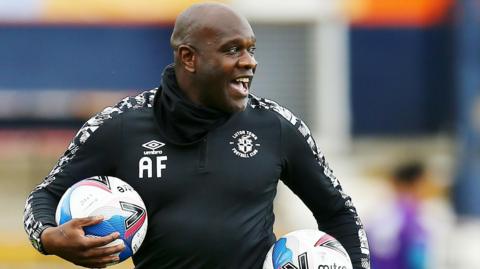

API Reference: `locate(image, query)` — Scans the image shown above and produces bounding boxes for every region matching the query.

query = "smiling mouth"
[230,77,250,98]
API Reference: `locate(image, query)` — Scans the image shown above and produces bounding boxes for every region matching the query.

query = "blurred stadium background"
[1,0,479,268]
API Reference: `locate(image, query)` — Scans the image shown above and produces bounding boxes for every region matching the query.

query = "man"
[23,3,370,269]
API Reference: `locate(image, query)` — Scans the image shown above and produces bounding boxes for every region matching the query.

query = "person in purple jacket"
[368,161,429,269]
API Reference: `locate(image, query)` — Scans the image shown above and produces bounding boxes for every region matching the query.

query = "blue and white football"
[263,229,352,269]
[55,176,148,264]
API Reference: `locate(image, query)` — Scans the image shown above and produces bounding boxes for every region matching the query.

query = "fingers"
[87,232,121,248]
[43,217,126,268]
[72,215,104,227]
[67,216,124,249]
[73,239,124,268]
[74,254,120,268]
[86,241,125,258]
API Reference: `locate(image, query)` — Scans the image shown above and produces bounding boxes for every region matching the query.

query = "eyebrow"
[219,37,256,48]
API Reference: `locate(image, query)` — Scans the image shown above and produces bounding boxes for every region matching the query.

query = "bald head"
[170,3,251,50]
[168,3,257,113]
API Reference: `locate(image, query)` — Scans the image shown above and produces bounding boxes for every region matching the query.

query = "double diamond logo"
[142,140,165,155]
[142,140,165,151]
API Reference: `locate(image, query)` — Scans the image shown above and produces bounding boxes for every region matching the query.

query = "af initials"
[138,156,167,178]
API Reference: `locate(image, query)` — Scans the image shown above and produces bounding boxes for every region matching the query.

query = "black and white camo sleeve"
[252,96,371,269]
[23,89,156,254]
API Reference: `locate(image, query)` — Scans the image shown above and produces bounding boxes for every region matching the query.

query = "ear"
[177,45,196,73]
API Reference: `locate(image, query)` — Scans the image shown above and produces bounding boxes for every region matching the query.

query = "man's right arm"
[23,107,124,267]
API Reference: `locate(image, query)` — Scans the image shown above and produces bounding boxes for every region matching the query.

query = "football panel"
[131,217,148,255]
[68,185,113,218]
[55,187,73,225]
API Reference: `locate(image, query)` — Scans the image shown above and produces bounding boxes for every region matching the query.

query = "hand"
[41,216,125,268]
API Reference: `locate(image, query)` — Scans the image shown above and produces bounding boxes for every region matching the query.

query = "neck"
[174,68,202,106]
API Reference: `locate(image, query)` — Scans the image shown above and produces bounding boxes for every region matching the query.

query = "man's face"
[193,17,257,113]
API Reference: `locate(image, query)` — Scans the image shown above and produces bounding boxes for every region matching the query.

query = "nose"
[238,51,257,70]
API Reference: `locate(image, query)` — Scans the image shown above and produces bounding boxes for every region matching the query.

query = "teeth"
[235,77,250,83]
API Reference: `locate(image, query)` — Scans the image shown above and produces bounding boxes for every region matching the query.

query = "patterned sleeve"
[251,96,370,269]
[23,89,156,254]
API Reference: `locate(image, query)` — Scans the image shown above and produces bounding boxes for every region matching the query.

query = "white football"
[263,229,352,269]
[55,176,148,263]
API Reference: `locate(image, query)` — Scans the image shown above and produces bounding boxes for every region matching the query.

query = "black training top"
[24,66,370,269]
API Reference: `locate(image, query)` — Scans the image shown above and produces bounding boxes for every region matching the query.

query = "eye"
[247,46,256,56]
[226,46,240,55]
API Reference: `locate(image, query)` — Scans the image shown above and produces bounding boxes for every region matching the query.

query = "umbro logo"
[142,140,165,155]
[142,140,164,150]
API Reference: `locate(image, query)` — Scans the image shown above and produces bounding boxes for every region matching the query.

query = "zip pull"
[198,137,208,171]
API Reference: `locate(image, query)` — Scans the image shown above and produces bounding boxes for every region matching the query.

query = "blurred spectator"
[367,161,429,269]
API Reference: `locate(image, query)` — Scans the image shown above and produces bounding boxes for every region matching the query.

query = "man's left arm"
[278,116,370,269]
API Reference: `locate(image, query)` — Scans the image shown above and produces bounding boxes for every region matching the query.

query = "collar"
[153,64,231,145]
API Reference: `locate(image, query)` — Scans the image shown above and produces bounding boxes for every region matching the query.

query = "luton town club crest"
[229,130,260,158]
